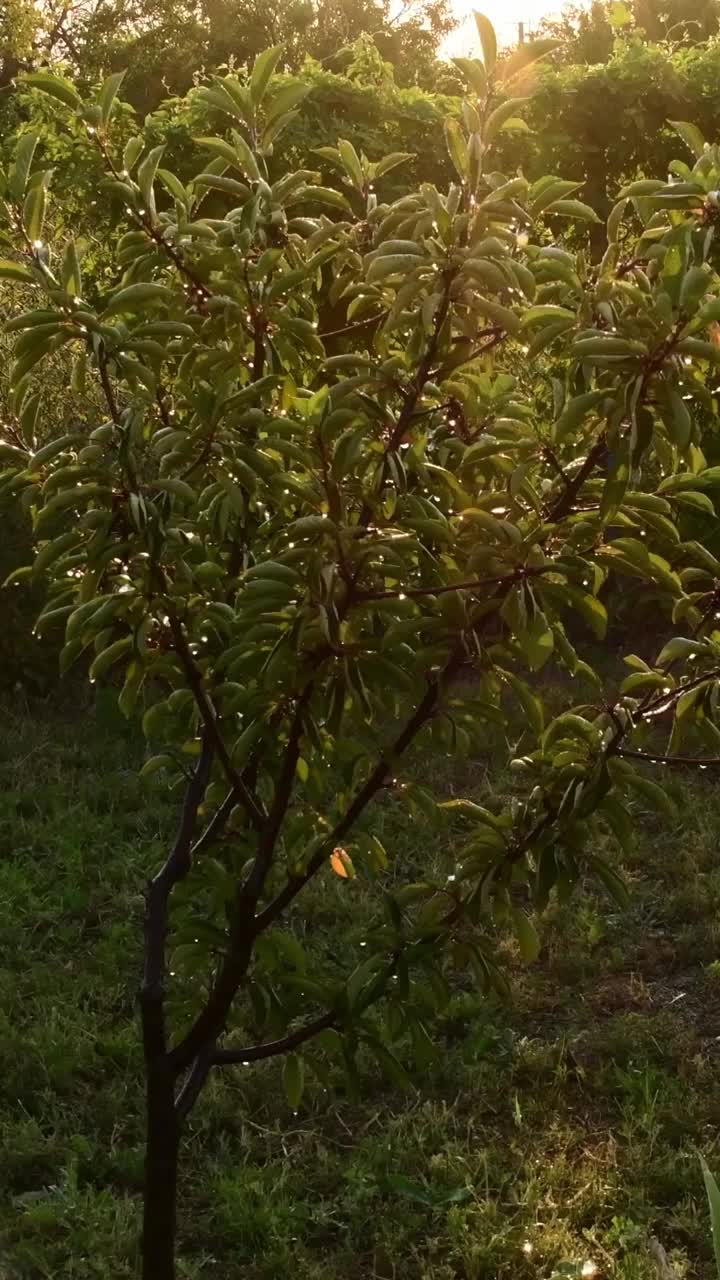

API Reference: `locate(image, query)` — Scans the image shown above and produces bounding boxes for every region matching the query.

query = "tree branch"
[255,649,464,934]
[386,280,453,455]
[640,667,720,720]
[242,683,314,901]
[212,1009,337,1066]
[354,566,550,604]
[174,1045,215,1122]
[98,347,122,426]
[139,729,214,1063]
[170,616,266,831]
[190,786,238,858]
[546,434,607,522]
[167,684,315,1072]
[616,747,720,769]
[318,312,388,339]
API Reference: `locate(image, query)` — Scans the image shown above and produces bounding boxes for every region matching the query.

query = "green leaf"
[501,670,544,735]
[662,386,692,450]
[474,11,497,70]
[668,120,706,159]
[471,296,519,334]
[103,283,175,315]
[337,139,364,187]
[33,531,81,576]
[673,490,715,515]
[196,83,248,121]
[62,241,82,297]
[365,1038,412,1089]
[265,82,310,126]
[444,119,468,180]
[283,1053,304,1108]
[123,136,144,172]
[0,259,34,283]
[89,636,133,682]
[10,132,39,201]
[520,611,554,672]
[137,145,165,210]
[22,72,81,109]
[656,637,700,667]
[530,178,583,217]
[512,909,540,963]
[498,117,529,134]
[554,390,606,441]
[96,71,126,125]
[521,304,576,330]
[367,254,425,283]
[530,317,574,354]
[586,855,630,908]
[574,335,645,357]
[230,130,261,181]
[140,754,177,779]
[700,1156,720,1280]
[249,45,283,107]
[680,264,712,314]
[545,198,600,222]
[566,589,608,641]
[195,136,241,168]
[482,98,529,145]
[23,183,46,242]
[618,179,665,198]
[451,57,487,97]
[622,771,677,820]
[374,151,414,179]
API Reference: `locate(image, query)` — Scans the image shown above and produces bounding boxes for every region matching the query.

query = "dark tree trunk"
[142,1062,180,1280]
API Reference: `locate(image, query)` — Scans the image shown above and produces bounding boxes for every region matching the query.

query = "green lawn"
[2,689,720,1279]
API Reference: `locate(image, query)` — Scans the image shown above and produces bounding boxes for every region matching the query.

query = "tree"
[0,0,38,88]
[4,16,720,1278]
[5,0,455,112]
[533,1,615,65]
[535,0,719,63]
[632,0,719,43]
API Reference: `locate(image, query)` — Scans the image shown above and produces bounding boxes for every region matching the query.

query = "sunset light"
[443,0,585,56]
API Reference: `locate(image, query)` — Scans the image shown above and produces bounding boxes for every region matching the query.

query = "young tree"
[3,18,720,1277]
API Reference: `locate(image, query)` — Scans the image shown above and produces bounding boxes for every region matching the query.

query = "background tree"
[3,0,455,111]
[532,1,615,65]
[632,0,719,43]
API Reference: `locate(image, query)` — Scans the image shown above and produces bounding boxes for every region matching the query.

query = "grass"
[2,686,720,1279]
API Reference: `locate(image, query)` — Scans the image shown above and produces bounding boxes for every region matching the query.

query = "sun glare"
[442,0,585,57]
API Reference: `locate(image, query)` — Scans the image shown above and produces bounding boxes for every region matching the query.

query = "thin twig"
[255,648,465,934]
[213,1009,336,1066]
[170,616,266,830]
[318,312,388,339]
[616,747,720,769]
[190,787,238,858]
[354,566,550,604]
[175,1045,215,1121]
[242,683,314,901]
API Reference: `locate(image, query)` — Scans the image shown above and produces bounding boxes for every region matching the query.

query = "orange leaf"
[330,846,355,879]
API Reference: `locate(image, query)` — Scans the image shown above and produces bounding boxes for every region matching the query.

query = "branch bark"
[213,1009,337,1066]
[170,616,266,831]
[167,683,314,1071]
[140,729,214,1062]
[255,649,464,934]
